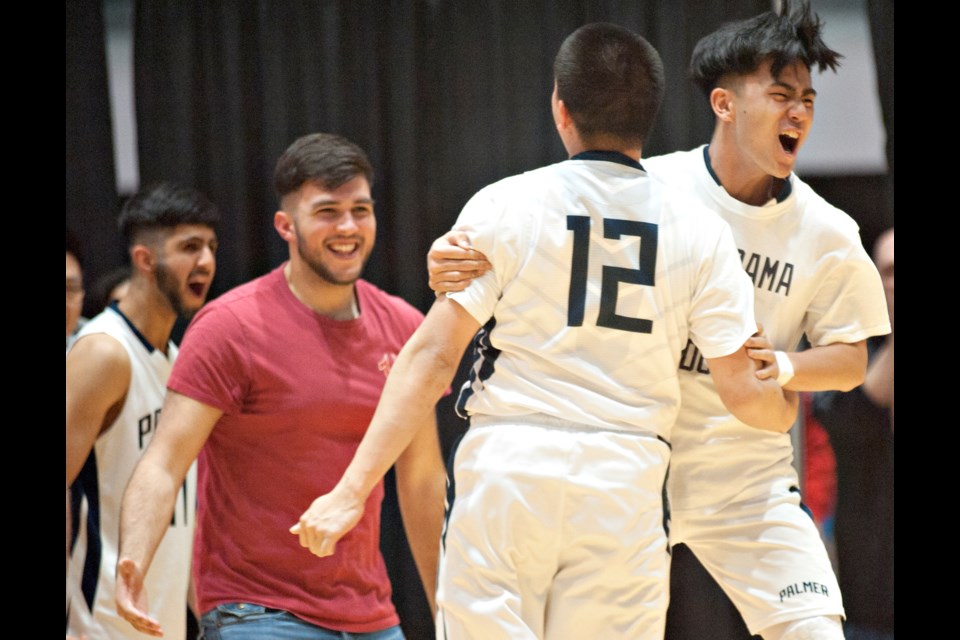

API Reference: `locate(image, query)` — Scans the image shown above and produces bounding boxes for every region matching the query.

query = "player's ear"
[274,210,295,242]
[130,244,156,274]
[710,86,735,123]
[551,82,574,132]
[554,100,573,132]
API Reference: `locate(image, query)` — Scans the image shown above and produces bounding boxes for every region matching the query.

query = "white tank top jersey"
[447,152,757,441]
[67,305,197,640]
[644,146,891,510]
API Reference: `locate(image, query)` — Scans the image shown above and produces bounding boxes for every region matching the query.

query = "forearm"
[727,380,799,433]
[783,340,867,392]
[396,461,445,615]
[118,456,184,574]
[710,348,799,433]
[337,338,461,504]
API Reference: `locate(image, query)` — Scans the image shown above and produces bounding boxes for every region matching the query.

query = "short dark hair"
[118,182,220,246]
[690,0,842,97]
[273,133,374,203]
[553,23,664,148]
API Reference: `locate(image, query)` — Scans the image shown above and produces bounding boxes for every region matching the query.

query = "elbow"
[724,388,799,434]
[769,403,799,433]
[732,407,795,433]
[835,367,866,392]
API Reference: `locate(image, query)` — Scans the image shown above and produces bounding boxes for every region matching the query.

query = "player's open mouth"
[329,241,360,256]
[188,283,206,296]
[779,131,799,154]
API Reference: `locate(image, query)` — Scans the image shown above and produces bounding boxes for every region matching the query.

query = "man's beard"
[295,226,370,286]
[156,261,199,320]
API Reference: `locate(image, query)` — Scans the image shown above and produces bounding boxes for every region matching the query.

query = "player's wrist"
[774,351,795,387]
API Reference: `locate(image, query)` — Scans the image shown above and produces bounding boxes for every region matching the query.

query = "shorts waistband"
[469,413,669,447]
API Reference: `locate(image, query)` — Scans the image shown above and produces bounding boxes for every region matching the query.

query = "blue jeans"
[199,603,406,640]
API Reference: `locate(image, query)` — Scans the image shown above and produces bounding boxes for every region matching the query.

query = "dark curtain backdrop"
[129,0,768,314]
[66,0,121,304]
[65,2,894,639]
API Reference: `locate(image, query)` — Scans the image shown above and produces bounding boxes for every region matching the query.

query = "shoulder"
[655,177,730,234]
[643,147,701,183]
[77,307,121,334]
[356,280,424,341]
[73,309,133,355]
[66,330,132,388]
[788,176,861,236]
[785,177,872,263]
[191,268,282,327]
[472,163,567,200]
[357,280,424,322]
[210,268,281,309]
[69,329,129,363]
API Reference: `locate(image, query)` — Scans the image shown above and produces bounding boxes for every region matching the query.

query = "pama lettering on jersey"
[738,249,794,296]
[779,581,829,602]
[678,339,710,375]
[137,408,162,449]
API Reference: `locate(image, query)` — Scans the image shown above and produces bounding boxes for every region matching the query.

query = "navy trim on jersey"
[662,458,672,552]
[71,452,103,611]
[790,485,816,522]
[440,428,467,553]
[455,317,500,419]
[108,301,159,355]
[700,145,793,203]
[571,150,645,172]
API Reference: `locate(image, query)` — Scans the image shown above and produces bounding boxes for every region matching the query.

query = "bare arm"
[707,344,799,433]
[394,410,446,616]
[292,295,480,559]
[67,334,131,577]
[115,390,222,637]
[427,230,491,293]
[746,335,868,392]
[66,335,132,485]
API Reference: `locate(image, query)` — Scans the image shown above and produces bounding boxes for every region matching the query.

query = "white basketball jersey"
[447,153,756,440]
[644,146,891,510]
[67,306,196,640]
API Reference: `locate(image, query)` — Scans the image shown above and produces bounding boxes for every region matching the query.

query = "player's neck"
[707,138,784,206]
[565,138,641,163]
[284,262,360,321]
[116,283,178,353]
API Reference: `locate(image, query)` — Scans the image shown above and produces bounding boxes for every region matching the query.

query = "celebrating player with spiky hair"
[428,3,890,639]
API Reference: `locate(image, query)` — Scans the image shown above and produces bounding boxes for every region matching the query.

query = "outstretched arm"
[292,295,479,559]
[394,409,445,616]
[67,334,131,585]
[427,230,491,293]
[67,335,132,486]
[116,391,221,638]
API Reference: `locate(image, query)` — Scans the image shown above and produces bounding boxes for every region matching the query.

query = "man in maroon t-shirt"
[115,133,446,639]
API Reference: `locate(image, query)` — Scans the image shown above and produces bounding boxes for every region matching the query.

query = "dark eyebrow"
[771,80,817,99]
[310,197,375,208]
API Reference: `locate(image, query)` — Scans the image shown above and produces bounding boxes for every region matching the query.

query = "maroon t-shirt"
[169,265,423,632]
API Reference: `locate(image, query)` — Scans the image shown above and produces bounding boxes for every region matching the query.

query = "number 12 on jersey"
[566,215,658,334]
